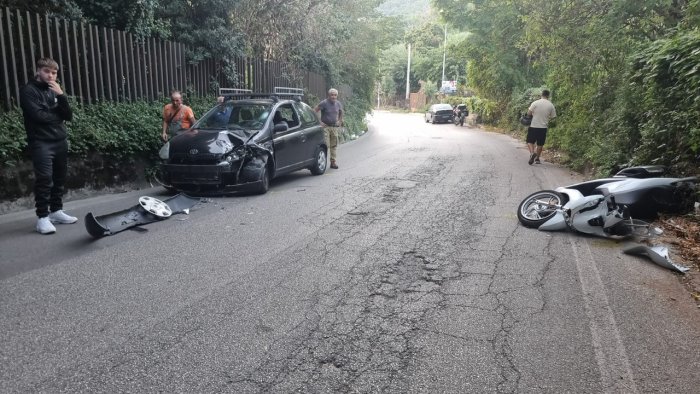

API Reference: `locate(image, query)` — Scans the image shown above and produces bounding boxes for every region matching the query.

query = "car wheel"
[425,116,429,123]
[309,146,327,175]
[253,163,270,194]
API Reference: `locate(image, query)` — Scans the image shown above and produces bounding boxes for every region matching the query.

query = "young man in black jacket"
[20,57,77,234]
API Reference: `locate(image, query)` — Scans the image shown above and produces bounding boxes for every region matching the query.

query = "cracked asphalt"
[1,111,699,393]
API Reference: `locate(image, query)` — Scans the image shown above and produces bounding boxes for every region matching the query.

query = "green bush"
[0,95,218,167]
[0,111,26,167]
[504,87,547,128]
[341,95,370,139]
[466,96,499,124]
[627,29,700,174]
[0,93,373,171]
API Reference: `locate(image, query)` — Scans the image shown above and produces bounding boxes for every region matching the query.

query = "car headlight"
[159,142,169,160]
[216,139,233,151]
[219,147,244,164]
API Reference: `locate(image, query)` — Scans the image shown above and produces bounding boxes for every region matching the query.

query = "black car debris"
[156,88,327,195]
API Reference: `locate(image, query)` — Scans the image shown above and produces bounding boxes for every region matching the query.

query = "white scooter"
[517,166,697,238]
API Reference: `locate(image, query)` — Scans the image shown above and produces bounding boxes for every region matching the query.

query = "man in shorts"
[526,89,556,165]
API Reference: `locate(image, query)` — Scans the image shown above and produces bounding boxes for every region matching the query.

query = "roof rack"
[219,88,252,96]
[274,87,304,96]
[218,87,305,102]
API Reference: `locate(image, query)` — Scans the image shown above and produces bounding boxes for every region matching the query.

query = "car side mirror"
[273,123,288,133]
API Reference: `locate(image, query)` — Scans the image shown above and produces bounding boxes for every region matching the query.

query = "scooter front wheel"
[517,190,564,228]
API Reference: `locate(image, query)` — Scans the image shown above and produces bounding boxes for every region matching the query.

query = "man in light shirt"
[526,89,557,165]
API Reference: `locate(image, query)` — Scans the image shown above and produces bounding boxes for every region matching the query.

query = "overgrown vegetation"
[377,16,470,106]
[0,96,215,167]
[4,0,698,198]
[0,0,388,199]
[1,90,365,166]
[428,0,700,176]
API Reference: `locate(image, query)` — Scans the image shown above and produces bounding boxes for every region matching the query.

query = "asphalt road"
[1,111,699,393]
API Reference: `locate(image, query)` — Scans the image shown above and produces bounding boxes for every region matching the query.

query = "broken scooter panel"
[85,194,200,238]
[622,243,690,274]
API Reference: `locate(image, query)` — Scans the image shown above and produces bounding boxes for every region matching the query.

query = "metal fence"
[0,7,327,110]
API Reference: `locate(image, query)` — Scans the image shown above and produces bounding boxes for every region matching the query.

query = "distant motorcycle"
[453,104,468,127]
[517,166,697,238]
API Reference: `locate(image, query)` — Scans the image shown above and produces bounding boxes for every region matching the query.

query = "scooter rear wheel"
[517,190,565,228]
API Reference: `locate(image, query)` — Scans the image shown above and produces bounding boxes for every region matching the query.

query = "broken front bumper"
[158,163,263,195]
[85,193,200,238]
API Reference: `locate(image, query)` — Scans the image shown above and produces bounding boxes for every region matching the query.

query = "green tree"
[70,0,167,38]
[0,0,83,19]
[379,44,410,100]
[627,29,700,171]
[518,0,691,171]
[434,0,535,104]
[428,0,696,174]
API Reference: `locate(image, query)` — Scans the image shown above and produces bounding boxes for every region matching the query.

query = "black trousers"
[29,139,68,218]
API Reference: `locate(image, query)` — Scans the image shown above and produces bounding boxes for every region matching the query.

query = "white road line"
[569,237,639,394]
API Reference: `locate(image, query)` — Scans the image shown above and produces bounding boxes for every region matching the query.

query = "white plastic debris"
[622,243,690,273]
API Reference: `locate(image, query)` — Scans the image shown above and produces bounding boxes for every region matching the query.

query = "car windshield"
[434,104,452,111]
[195,102,272,137]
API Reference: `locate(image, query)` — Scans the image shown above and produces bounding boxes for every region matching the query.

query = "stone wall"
[0,154,152,214]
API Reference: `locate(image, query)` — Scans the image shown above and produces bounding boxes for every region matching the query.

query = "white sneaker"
[48,210,78,224]
[36,217,57,234]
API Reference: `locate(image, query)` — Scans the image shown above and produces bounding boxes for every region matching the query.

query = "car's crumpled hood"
[168,128,246,156]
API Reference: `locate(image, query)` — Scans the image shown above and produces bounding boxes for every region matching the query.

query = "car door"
[271,103,305,173]
[294,101,323,165]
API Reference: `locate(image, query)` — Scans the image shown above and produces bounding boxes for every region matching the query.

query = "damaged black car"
[156,89,327,195]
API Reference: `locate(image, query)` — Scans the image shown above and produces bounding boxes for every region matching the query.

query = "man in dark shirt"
[19,57,77,234]
[314,88,344,169]
[211,95,231,126]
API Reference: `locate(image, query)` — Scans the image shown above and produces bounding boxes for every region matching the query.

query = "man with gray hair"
[315,88,344,169]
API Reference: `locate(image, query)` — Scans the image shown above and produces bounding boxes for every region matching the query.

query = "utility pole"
[405,43,411,101]
[441,25,447,85]
[456,69,459,93]
[377,66,381,108]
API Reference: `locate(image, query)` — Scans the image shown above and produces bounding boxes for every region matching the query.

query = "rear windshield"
[434,104,453,111]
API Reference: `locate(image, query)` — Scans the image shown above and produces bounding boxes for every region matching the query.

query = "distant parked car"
[425,104,454,124]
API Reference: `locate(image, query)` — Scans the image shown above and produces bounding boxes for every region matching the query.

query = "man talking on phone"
[20,57,77,234]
